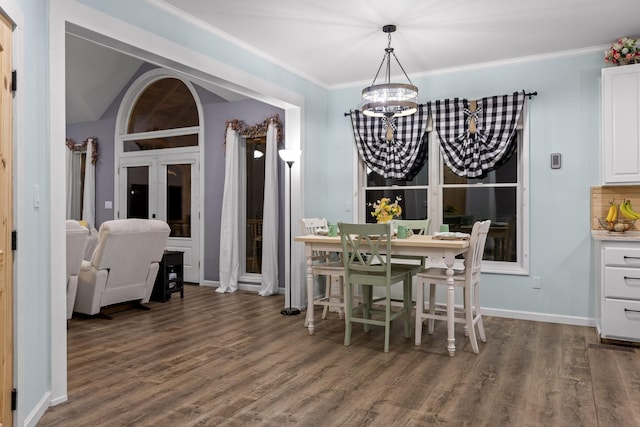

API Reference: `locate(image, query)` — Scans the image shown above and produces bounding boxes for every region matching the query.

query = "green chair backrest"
[392,218,431,235]
[338,222,392,276]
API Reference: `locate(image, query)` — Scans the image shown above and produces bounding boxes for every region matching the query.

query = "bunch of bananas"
[620,199,640,220]
[605,201,618,222]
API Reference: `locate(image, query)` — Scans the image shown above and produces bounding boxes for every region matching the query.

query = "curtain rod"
[343,91,538,116]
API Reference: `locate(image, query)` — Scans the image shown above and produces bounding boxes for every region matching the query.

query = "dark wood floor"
[39,285,640,426]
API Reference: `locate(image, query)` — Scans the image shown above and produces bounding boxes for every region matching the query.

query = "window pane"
[127,78,198,133]
[166,164,191,238]
[123,134,198,152]
[127,166,149,219]
[443,186,517,262]
[366,152,429,187]
[443,144,518,184]
[365,188,429,223]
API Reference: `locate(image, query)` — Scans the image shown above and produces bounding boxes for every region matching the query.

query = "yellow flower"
[369,196,402,222]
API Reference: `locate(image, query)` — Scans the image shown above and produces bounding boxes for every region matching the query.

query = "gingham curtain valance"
[349,105,429,179]
[429,91,526,178]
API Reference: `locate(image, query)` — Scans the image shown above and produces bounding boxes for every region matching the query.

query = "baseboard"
[481,307,596,327]
[24,391,52,427]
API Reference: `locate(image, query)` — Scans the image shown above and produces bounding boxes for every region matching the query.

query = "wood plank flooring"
[38,285,640,426]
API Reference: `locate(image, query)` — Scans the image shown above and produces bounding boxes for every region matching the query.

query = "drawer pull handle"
[623,256,640,261]
[624,308,640,314]
[623,276,640,283]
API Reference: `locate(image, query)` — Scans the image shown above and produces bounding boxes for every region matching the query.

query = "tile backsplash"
[591,185,640,230]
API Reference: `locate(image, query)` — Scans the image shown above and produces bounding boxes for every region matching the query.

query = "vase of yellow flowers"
[370,196,402,225]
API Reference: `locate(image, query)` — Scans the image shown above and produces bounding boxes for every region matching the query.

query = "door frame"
[0,9,13,427]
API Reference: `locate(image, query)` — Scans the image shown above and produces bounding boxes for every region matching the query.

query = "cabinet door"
[602,64,640,183]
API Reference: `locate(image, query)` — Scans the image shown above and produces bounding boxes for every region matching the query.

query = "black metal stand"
[281,160,300,316]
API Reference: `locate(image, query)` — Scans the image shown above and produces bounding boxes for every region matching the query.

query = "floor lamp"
[279,148,301,316]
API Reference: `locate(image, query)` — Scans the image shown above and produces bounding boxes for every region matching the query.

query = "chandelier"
[361,24,418,118]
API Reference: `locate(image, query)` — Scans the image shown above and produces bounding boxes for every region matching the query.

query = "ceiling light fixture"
[361,24,418,118]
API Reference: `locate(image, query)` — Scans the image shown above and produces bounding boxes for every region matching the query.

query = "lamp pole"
[278,149,301,316]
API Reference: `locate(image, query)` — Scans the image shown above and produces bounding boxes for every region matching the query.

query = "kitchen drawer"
[604,266,640,299]
[603,246,640,267]
[602,298,640,341]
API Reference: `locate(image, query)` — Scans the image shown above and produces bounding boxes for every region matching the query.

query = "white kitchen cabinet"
[602,63,640,184]
[594,239,640,342]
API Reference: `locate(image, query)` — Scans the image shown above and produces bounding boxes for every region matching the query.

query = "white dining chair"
[414,220,491,354]
[300,217,345,320]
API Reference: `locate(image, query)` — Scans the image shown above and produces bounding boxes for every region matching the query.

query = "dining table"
[294,233,470,356]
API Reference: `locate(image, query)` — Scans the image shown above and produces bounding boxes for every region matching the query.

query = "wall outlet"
[533,276,541,289]
[105,200,113,209]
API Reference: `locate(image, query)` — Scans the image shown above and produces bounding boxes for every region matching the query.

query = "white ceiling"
[157,0,640,87]
[67,0,640,123]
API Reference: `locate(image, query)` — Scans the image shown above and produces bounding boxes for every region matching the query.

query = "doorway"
[52,3,304,406]
[118,154,200,283]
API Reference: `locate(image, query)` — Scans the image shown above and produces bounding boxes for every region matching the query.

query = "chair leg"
[363,286,372,333]
[321,275,331,320]
[384,286,391,353]
[474,281,487,343]
[337,276,345,320]
[344,281,353,348]
[463,287,469,337]
[403,274,412,339]
[464,283,479,354]
[415,277,424,345]
[428,283,436,334]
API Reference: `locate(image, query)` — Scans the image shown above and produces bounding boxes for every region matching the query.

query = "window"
[359,113,529,275]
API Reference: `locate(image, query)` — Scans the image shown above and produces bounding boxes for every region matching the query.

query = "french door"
[118,153,200,283]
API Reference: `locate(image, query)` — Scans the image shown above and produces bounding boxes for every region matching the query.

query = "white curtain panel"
[218,126,241,293]
[259,122,279,296]
[81,139,96,229]
[66,148,82,219]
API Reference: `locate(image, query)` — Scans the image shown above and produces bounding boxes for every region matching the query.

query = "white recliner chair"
[74,219,170,316]
[66,220,89,319]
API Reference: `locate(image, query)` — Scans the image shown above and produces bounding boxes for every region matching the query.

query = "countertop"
[591,230,640,241]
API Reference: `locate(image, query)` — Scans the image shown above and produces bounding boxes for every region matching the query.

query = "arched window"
[123,77,199,152]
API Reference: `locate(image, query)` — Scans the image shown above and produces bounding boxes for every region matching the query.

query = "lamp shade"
[278,148,301,164]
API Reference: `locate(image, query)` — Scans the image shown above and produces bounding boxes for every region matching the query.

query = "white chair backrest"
[300,217,328,235]
[90,219,170,289]
[66,220,89,281]
[466,220,491,279]
[300,218,332,261]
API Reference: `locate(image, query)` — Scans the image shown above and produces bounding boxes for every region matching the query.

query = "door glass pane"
[166,164,191,238]
[127,166,149,219]
[246,138,265,274]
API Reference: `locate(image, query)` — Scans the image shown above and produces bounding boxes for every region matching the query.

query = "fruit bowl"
[597,217,637,233]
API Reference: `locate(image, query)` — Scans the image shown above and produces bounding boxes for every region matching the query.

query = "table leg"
[444,252,456,357]
[303,247,315,335]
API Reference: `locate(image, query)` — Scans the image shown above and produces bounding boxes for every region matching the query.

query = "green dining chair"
[338,222,413,352]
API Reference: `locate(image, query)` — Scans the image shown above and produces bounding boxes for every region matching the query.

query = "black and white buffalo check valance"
[349,105,429,179]
[429,91,526,178]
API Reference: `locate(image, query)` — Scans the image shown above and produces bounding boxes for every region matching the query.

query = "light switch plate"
[551,153,561,169]
[105,200,113,209]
